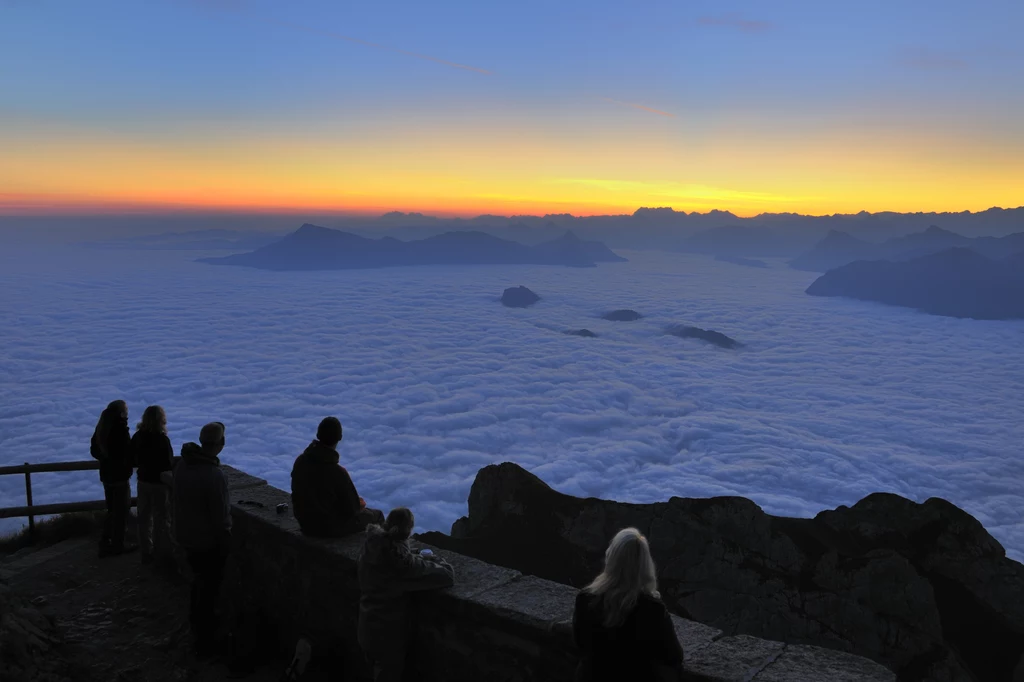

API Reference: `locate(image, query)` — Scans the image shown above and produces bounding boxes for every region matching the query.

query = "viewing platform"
[1,464,895,681]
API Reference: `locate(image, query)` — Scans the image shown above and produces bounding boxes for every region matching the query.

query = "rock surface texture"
[421,463,1024,682]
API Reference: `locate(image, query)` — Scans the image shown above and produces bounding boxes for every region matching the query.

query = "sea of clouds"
[1,243,1022,561]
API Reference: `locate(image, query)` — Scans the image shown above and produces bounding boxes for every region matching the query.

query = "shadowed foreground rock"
[501,286,540,308]
[420,463,1024,682]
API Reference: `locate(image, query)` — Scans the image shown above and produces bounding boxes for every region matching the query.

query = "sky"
[1,0,1023,217]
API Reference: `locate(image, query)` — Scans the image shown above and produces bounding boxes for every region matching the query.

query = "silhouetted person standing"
[573,528,684,682]
[91,400,136,557]
[291,417,384,537]
[173,421,231,656]
[358,507,454,682]
[132,405,174,564]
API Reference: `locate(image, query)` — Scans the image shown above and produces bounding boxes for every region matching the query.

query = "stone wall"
[219,465,895,681]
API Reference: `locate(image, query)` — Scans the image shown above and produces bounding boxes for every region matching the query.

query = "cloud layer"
[0,245,1021,561]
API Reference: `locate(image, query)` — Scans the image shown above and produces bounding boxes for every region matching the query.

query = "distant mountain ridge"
[200,224,627,271]
[76,206,1024,256]
[791,225,1024,272]
[806,247,1024,319]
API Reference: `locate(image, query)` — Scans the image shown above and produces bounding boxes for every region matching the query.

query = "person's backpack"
[90,432,107,461]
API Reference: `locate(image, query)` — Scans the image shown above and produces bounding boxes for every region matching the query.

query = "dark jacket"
[131,430,173,485]
[91,410,133,484]
[357,524,455,661]
[172,442,231,552]
[291,440,364,537]
[573,591,685,682]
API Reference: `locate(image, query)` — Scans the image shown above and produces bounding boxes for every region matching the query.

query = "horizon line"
[1,202,1022,222]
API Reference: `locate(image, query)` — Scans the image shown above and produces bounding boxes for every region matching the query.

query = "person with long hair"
[131,405,174,564]
[357,507,455,682]
[90,400,136,557]
[572,528,685,682]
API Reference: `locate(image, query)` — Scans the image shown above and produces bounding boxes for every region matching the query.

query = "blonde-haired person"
[131,405,174,564]
[573,528,684,682]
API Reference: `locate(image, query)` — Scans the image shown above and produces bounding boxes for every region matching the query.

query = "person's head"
[107,400,128,421]
[96,400,128,437]
[199,421,225,457]
[316,417,343,448]
[137,405,167,434]
[583,528,659,627]
[384,507,415,541]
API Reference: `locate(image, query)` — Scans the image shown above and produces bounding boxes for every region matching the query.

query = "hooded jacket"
[291,440,364,537]
[357,524,455,660]
[173,442,231,551]
[91,409,133,484]
[131,429,174,485]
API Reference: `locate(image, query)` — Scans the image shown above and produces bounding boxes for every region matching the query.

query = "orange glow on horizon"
[2,117,1022,219]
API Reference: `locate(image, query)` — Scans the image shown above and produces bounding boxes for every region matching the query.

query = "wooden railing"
[0,460,137,537]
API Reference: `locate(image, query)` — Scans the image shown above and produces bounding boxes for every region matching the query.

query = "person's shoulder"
[637,593,668,615]
[575,590,596,608]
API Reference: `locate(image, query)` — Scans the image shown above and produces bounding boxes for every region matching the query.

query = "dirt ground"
[2,531,288,682]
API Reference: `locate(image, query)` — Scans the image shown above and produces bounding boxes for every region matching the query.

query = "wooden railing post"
[24,462,35,541]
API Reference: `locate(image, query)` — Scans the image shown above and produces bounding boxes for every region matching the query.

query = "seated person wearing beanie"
[291,417,384,537]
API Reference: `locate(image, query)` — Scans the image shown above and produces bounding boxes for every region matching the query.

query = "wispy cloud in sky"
[548,178,809,205]
[696,14,773,33]
[600,98,675,118]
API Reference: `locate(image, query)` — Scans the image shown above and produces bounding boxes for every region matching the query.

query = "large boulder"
[501,286,540,308]
[421,463,1024,682]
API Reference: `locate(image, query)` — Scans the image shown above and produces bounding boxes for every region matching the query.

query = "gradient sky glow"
[2,0,1023,217]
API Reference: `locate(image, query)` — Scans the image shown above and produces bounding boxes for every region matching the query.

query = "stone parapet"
[220,465,895,681]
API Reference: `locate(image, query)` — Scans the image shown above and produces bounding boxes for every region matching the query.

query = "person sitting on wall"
[357,507,455,682]
[131,404,174,565]
[173,421,231,657]
[572,527,685,682]
[291,417,384,537]
[91,399,137,557]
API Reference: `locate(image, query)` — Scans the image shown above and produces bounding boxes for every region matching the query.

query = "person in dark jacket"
[172,421,231,656]
[131,405,174,564]
[357,507,454,682]
[573,527,684,682]
[91,399,136,557]
[291,417,384,537]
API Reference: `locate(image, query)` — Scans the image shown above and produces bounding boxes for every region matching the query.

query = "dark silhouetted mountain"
[501,286,540,308]
[790,226,1024,273]
[601,309,642,321]
[419,462,1024,681]
[714,254,768,268]
[200,224,626,270]
[807,247,1024,319]
[879,225,971,260]
[667,325,741,348]
[789,230,878,272]
[533,230,628,263]
[565,329,597,337]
